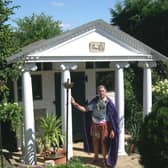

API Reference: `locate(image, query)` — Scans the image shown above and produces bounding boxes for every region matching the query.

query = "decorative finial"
[63,78,74,89]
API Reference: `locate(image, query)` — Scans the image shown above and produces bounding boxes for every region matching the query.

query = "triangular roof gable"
[7,19,167,63]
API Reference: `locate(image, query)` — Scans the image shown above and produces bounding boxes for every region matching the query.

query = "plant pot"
[44,149,66,165]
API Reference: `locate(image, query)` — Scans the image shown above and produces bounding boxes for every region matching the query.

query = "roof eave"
[15,54,155,63]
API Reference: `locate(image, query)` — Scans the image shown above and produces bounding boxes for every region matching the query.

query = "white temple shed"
[7,20,168,165]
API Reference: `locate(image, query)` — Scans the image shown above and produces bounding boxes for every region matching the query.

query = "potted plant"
[39,113,66,164]
[126,111,143,154]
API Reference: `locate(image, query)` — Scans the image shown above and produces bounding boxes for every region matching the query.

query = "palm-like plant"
[40,113,65,154]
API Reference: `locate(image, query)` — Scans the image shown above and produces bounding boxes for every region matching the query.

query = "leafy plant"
[152,78,168,100]
[0,102,22,135]
[138,80,168,168]
[138,106,168,168]
[40,113,65,153]
[138,90,168,168]
[126,111,143,153]
[124,63,143,132]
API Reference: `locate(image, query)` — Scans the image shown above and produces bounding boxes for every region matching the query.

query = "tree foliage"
[0,102,22,134]
[124,63,143,133]
[0,0,19,102]
[0,1,23,137]
[138,77,168,167]
[14,13,63,47]
[152,78,168,108]
[138,97,168,168]
[111,0,168,78]
[111,0,168,56]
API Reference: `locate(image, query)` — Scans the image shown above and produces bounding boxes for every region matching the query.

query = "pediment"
[30,30,143,57]
[7,19,167,63]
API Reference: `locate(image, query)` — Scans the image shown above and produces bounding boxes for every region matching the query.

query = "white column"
[115,62,129,156]
[60,63,77,160]
[139,62,156,117]
[22,63,37,165]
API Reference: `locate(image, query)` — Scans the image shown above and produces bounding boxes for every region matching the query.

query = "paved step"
[73,142,144,168]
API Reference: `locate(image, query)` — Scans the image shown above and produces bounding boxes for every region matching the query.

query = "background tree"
[14,13,63,47]
[0,0,19,102]
[110,0,168,133]
[111,0,168,57]
[0,0,23,152]
[111,0,168,78]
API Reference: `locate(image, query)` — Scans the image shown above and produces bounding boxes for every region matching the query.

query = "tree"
[14,13,63,47]
[0,0,23,152]
[111,0,168,78]
[111,0,168,56]
[0,0,19,102]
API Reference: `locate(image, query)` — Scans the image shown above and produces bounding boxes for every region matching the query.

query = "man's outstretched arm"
[71,97,87,112]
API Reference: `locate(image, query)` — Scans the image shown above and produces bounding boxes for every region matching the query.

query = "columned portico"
[60,63,77,160]
[7,20,167,165]
[22,63,37,165]
[115,62,129,155]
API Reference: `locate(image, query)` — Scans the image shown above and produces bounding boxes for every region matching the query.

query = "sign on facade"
[89,42,105,52]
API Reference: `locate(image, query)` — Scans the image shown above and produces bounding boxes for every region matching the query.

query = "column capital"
[115,62,130,69]
[138,61,157,68]
[60,63,78,71]
[22,63,37,72]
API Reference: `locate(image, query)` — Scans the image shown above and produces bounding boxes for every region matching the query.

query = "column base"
[67,143,73,160]
[118,150,127,156]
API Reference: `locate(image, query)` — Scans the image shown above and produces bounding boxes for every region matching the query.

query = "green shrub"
[138,98,168,168]
[124,64,143,132]
[152,79,168,100]
[0,102,22,135]
[126,110,143,153]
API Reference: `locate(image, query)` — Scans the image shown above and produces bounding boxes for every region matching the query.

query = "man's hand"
[109,130,115,139]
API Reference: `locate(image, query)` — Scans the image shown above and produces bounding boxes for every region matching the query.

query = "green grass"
[45,158,95,168]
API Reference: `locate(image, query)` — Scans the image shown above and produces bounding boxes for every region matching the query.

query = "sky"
[9,0,121,30]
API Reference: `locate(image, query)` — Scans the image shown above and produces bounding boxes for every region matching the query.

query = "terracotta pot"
[44,149,66,165]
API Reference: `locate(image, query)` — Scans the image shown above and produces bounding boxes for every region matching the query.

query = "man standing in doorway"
[71,85,119,167]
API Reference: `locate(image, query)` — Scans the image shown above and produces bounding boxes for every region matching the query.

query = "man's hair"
[97,85,107,91]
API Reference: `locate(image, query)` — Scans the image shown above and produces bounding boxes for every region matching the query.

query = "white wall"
[32,71,55,117]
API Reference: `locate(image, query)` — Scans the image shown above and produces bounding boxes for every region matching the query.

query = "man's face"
[97,87,106,98]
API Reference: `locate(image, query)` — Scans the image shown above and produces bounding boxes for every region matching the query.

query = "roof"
[7,19,168,63]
